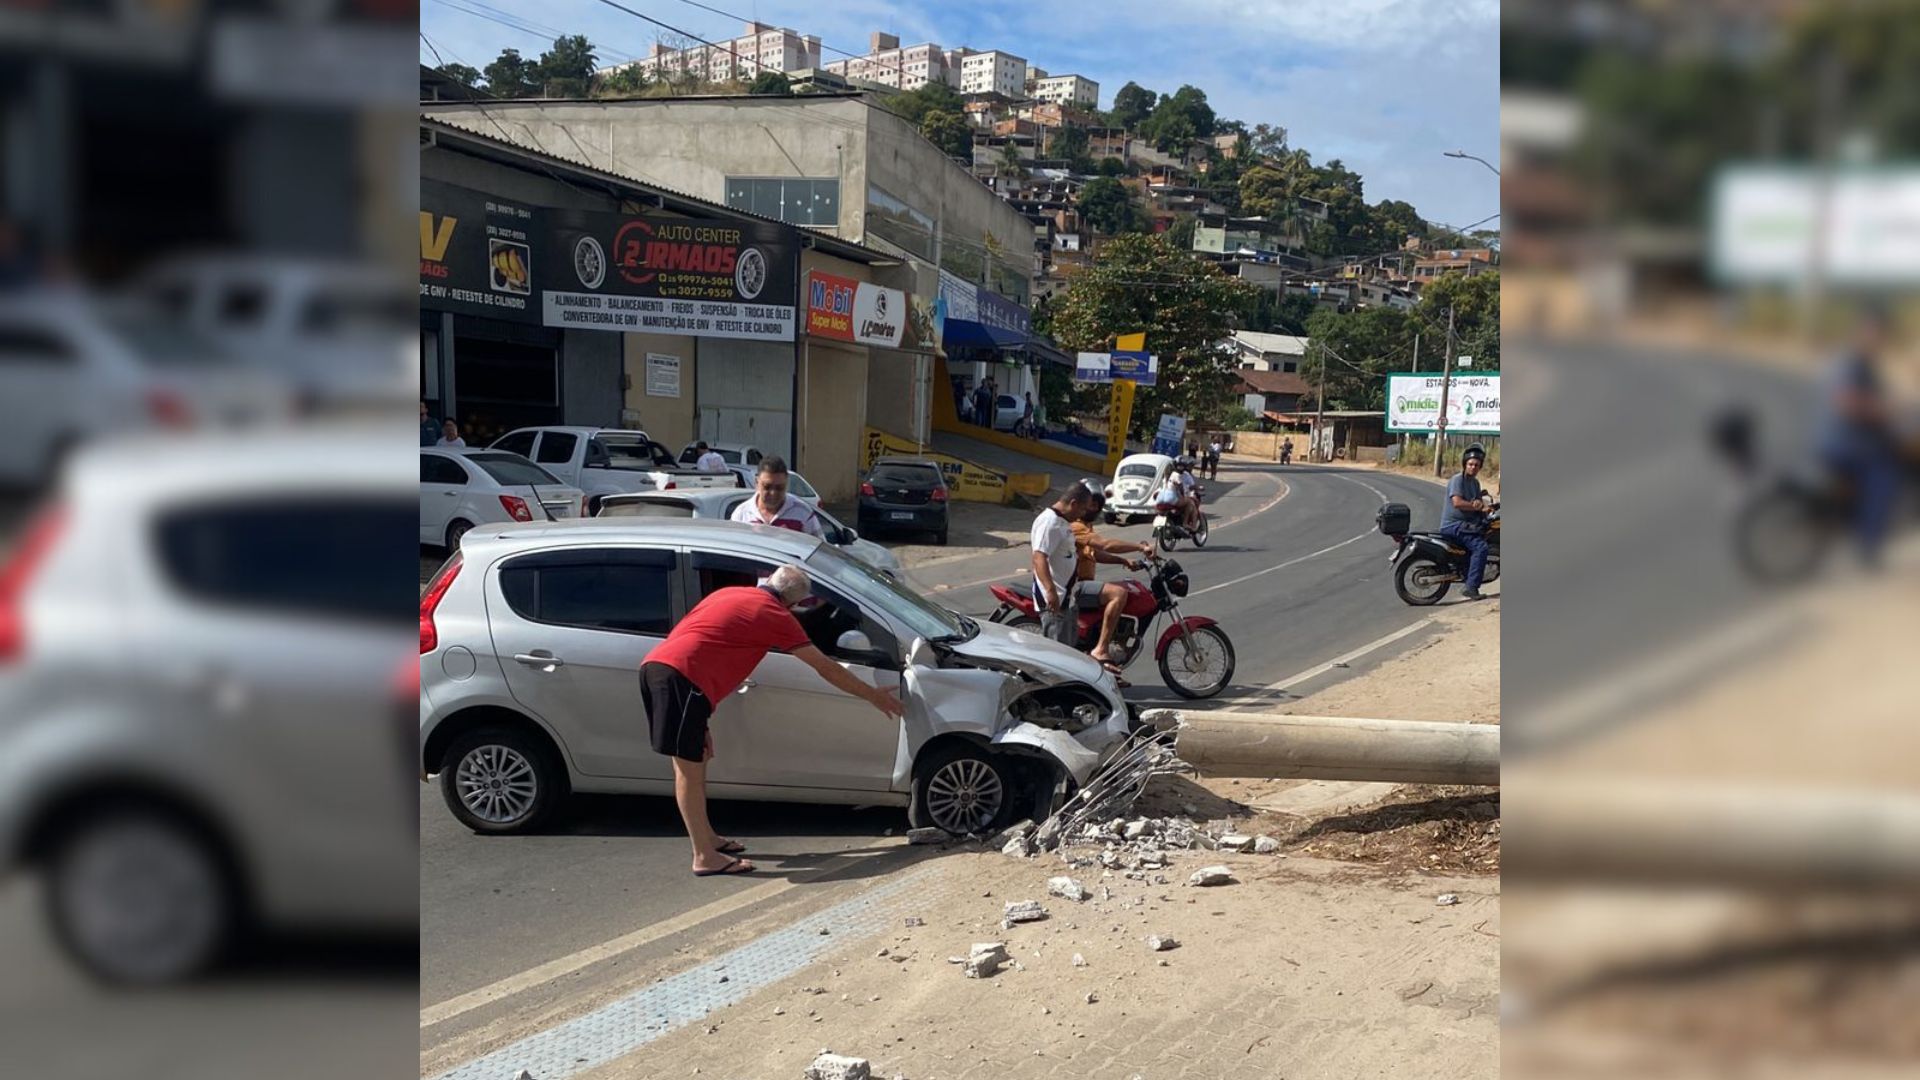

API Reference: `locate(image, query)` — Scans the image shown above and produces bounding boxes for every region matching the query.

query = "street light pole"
[1443,150,1501,177]
[1434,305,1455,479]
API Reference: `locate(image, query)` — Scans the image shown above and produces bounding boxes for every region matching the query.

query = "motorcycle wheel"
[1155,524,1179,551]
[1190,512,1209,548]
[1159,625,1235,699]
[1734,488,1836,584]
[1394,555,1452,606]
[1004,614,1041,633]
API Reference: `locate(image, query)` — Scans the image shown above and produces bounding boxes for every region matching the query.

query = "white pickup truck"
[487,426,742,513]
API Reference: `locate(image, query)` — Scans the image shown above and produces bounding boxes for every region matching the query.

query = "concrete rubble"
[1217,834,1255,852]
[804,1051,872,1080]
[1146,934,1179,952]
[1047,876,1089,902]
[1188,866,1235,887]
[903,917,925,928]
[1253,835,1283,854]
[1002,900,1048,928]
[1436,893,1461,906]
[963,942,1011,979]
[905,827,948,845]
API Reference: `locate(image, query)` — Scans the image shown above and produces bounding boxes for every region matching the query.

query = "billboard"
[1386,372,1501,434]
[806,271,913,349]
[1711,166,1920,286]
[1074,351,1158,386]
[418,179,541,325]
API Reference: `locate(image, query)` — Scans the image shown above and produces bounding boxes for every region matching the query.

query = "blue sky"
[420,0,1500,230]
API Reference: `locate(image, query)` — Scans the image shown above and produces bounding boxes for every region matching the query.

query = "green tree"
[1047,233,1258,436]
[1368,198,1428,251]
[748,71,793,95]
[1139,85,1216,152]
[920,110,975,160]
[1096,156,1127,177]
[1238,164,1293,217]
[1415,270,1501,370]
[998,141,1027,179]
[1241,289,1318,335]
[435,62,481,88]
[1049,124,1090,167]
[1301,305,1414,411]
[535,35,596,97]
[482,48,540,98]
[884,81,966,126]
[1165,214,1198,252]
[1078,177,1145,235]
[1109,81,1158,131]
[1249,122,1288,159]
[593,63,649,98]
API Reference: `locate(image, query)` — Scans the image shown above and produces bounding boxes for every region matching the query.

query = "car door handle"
[736,678,756,694]
[443,491,458,497]
[513,652,565,669]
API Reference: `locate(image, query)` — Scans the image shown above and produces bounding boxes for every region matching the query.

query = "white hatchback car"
[679,441,764,469]
[418,520,1136,836]
[420,448,585,551]
[595,488,901,578]
[0,432,417,982]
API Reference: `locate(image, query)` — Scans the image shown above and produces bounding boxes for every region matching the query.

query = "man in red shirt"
[641,564,903,876]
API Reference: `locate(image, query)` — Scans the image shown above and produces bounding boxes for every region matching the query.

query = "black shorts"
[640,662,712,763]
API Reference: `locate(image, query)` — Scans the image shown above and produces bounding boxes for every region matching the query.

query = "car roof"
[70,427,409,503]
[464,516,825,558]
[503,426,646,438]
[1119,453,1174,466]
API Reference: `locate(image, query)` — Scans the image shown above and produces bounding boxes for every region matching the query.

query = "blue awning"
[941,317,1028,349]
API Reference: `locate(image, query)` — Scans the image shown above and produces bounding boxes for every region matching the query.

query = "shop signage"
[541,208,796,341]
[418,179,542,325]
[806,271,915,349]
[645,353,682,398]
[1385,372,1501,434]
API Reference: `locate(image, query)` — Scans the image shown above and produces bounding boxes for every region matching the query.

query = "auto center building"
[420,117,928,502]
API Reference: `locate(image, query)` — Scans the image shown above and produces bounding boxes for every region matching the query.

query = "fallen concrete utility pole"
[1503,775,1920,888]
[1155,709,1499,787]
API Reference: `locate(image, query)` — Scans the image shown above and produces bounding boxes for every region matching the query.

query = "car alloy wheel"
[924,757,1006,833]
[454,744,539,825]
[48,810,232,984]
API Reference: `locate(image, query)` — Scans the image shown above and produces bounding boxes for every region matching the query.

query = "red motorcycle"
[986,554,1236,699]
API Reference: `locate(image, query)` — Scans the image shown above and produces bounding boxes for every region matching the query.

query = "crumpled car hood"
[942,618,1111,687]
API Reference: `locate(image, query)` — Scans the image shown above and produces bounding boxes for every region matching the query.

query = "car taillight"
[420,552,462,654]
[498,494,532,522]
[860,482,875,496]
[0,504,66,663]
[662,480,677,490]
[931,487,948,502]
[146,389,192,428]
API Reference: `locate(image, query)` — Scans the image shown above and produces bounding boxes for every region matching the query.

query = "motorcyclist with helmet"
[1441,444,1495,600]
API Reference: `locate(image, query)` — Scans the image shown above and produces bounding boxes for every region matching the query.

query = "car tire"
[933,526,948,546]
[44,802,239,984]
[909,743,1014,835]
[446,518,474,551]
[439,726,565,835]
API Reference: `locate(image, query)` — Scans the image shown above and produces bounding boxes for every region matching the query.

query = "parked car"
[488,427,738,514]
[858,458,950,544]
[418,519,1132,836]
[594,488,901,578]
[678,441,765,468]
[992,394,1026,432]
[126,254,415,412]
[0,432,418,982]
[0,288,291,489]
[1104,452,1177,526]
[725,464,820,506]
[421,448,585,551]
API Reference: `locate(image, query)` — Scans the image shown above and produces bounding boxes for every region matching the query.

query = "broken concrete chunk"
[1123,819,1148,840]
[1072,953,1087,967]
[1085,991,1099,1004]
[904,916,925,928]
[1001,833,1034,858]
[1189,866,1235,887]
[804,1051,872,1080]
[964,942,1011,979]
[1436,893,1461,906]
[1253,836,1282,855]
[1218,834,1255,852]
[1145,935,1179,952]
[1047,877,1088,902]
[1002,900,1048,928]
[906,827,948,845]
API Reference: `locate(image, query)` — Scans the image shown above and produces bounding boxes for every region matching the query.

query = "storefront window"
[726,177,840,227]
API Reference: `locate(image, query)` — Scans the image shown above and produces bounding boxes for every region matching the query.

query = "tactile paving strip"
[430,863,946,1080]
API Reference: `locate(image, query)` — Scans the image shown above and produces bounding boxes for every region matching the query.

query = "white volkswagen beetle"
[1103,452,1176,526]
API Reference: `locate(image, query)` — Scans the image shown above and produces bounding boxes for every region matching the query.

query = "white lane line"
[1190,528,1378,596]
[1227,618,1439,708]
[419,844,901,1029]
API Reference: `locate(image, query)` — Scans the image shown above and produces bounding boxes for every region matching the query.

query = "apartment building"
[610,21,822,84]
[821,32,958,91]
[960,50,1028,98]
[1032,74,1099,109]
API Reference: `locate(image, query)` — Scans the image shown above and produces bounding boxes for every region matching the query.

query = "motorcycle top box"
[1376,502,1411,537]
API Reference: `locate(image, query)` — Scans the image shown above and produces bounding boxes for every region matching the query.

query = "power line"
[424,0,643,66]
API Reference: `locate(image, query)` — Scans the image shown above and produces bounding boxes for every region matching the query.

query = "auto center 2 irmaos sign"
[420,182,799,342]
[1386,372,1502,435]
[805,271,910,348]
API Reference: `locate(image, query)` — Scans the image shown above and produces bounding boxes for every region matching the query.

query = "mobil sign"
[806,271,907,349]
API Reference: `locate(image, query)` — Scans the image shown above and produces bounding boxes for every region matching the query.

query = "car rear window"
[597,499,695,518]
[469,454,562,487]
[869,465,939,487]
[498,549,675,635]
[1118,463,1159,479]
[154,496,417,622]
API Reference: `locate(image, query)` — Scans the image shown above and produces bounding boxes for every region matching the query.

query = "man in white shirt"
[1029,483,1099,646]
[729,456,824,537]
[1159,470,1200,533]
[694,441,727,472]
[437,419,466,448]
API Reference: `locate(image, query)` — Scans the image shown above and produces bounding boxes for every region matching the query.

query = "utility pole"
[1404,332,1419,460]
[1434,305,1455,478]
[1314,339,1327,463]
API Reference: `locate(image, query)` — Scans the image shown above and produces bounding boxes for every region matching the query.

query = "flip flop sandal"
[693,856,754,877]
[717,840,748,855]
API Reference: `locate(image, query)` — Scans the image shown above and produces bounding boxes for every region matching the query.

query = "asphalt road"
[418,459,1471,1024]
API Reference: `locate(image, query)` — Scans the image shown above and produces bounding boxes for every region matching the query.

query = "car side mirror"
[836,629,874,653]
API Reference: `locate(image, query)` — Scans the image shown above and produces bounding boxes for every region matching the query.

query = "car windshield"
[468,454,562,487]
[806,542,971,642]
[105,313,235,367]
[870,465,939,486]
[1118,463,1159,479]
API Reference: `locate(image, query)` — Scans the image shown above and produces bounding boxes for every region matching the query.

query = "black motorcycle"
[1376,501,1500,605]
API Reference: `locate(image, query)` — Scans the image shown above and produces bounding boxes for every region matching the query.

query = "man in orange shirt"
[1068,481,1154,672]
